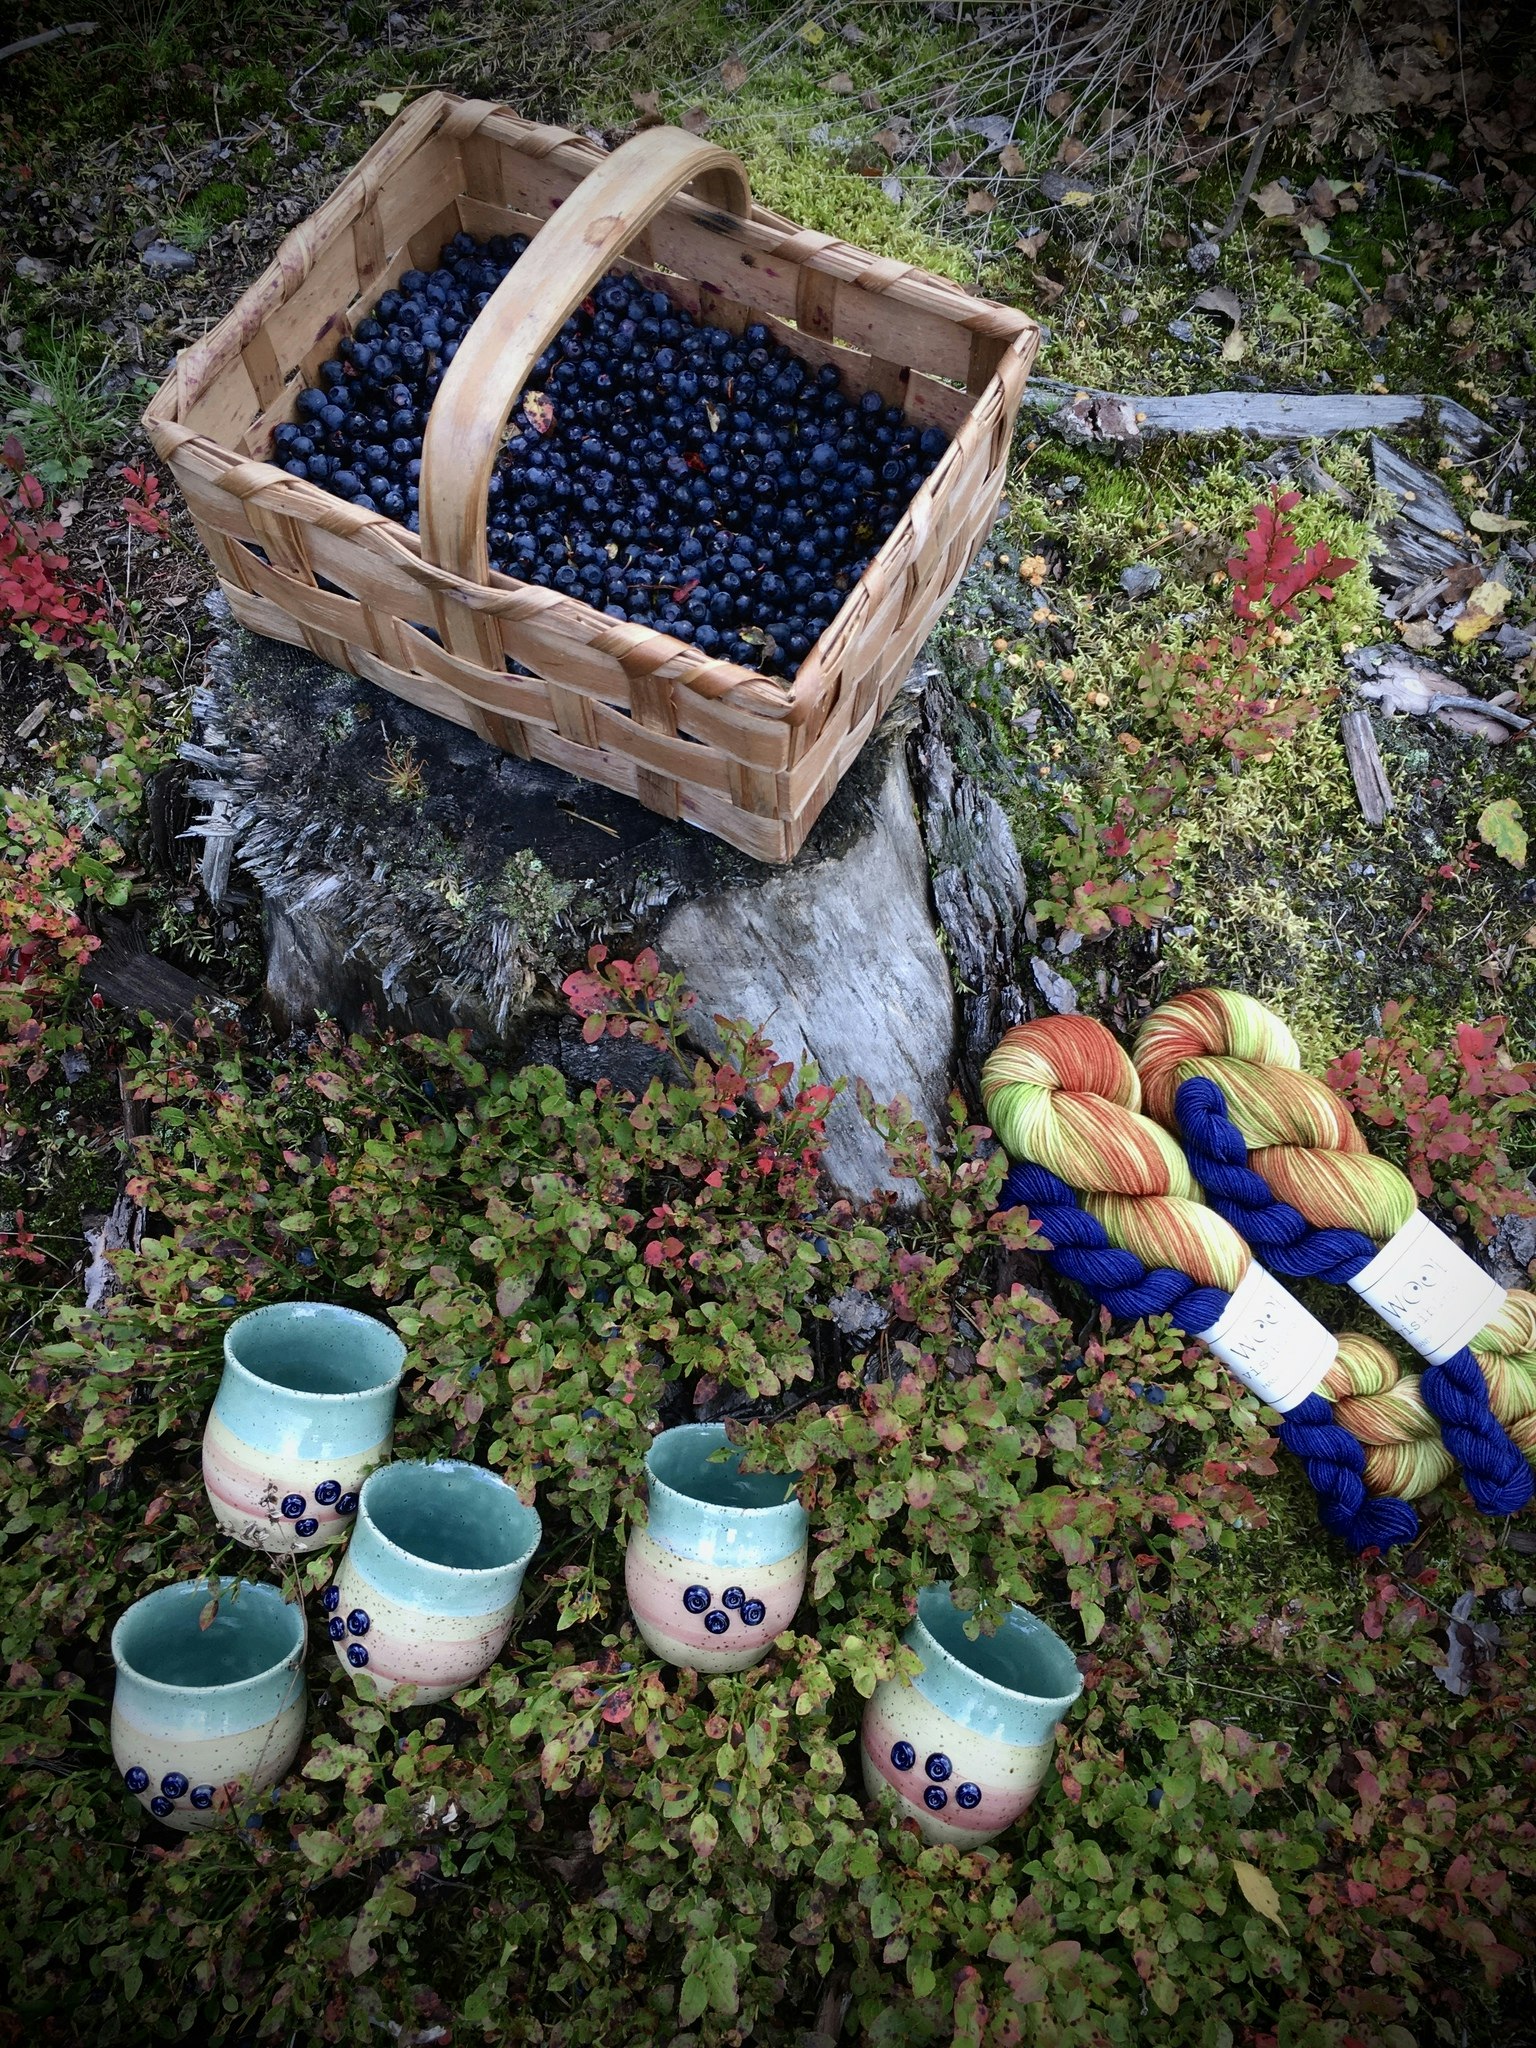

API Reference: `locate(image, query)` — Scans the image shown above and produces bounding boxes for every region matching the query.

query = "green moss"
[492,848,578,948]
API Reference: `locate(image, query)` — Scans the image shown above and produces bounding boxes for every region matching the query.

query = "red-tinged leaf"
[522,390,556,434]
[143,1495,171,1526]
[672,577,700,602]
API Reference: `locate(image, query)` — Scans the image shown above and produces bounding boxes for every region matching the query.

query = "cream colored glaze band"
[1352,1210,1506,1366]
[1199,1262,1338,1413]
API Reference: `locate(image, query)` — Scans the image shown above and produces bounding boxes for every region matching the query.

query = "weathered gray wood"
[1023,380,1492,450]
[1340,708,1393,825]
[89,916,228,1032]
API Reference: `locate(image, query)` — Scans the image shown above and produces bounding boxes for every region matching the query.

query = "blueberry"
[704,1611,730,1635]
[890,1741,915,1773]
[124,1765,149,1793]
[925,1753,952,1782]
[956,1783,982,1809]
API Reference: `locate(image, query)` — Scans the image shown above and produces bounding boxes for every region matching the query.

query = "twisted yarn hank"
[981,1017,1421,1551]
[1133,988,1534,1517]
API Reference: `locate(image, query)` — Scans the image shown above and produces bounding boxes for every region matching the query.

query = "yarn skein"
[980,1017,1425,1553]
[1133,988,1534,1518]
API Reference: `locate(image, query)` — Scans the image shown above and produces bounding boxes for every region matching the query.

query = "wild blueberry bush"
[2,822,1533,2041]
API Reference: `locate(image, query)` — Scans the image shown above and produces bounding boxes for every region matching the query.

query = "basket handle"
[419,127,752,588]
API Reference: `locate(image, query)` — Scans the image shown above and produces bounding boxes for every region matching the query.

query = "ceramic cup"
[860,1583,1082,1846]
[326,1460,541,1703]
[203,1301,405,1554]
[625,1423,808,1673]
[110,1577,306,1831]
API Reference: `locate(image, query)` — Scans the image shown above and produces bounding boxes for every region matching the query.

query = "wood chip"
[1341,708,1393,825]
[15,696,54,740]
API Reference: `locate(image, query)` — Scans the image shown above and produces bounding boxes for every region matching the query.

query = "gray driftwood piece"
[1340,708,1393,825]
[1023,380,1491,452]
[186,597,956,1203]
[1369,437,1474,586]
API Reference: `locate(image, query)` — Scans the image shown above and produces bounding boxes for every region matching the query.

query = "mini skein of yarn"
[1133,988,1534,1518]
[980,1016,1430,1553]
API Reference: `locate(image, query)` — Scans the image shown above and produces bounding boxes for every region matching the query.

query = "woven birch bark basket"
[145,93,1038,862]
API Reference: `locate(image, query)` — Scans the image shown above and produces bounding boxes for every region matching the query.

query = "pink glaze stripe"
[862,1707,1026,1833]
[626,1587,792,1653]
[352,1634,501,1685]
[203,1449,350,1522]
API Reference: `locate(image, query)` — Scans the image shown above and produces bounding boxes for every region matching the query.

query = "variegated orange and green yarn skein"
[980,1017,1444,1550]
[1133,988,1535,1517]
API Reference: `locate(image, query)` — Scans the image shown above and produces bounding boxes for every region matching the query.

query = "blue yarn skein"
[1000,1160,1420,1553]
[1172,1076,1533,1519]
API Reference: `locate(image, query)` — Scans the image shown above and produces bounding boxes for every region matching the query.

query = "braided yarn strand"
[981,1019,1420,1552]
[1134,989,1535,1518]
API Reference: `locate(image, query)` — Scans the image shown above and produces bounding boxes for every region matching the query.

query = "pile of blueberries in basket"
[271,230,949,681]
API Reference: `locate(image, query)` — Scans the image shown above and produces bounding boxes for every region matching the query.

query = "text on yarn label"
[1198,1262,1337,1413]
[1352,1210,1505,1365]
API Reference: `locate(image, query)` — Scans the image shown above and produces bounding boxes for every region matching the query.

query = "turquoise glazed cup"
[860,1584,1082,1846]
[203,1301,405,1554]
[110,1577,306,1832]
[624,1424,808,1673]
[327,1461,541,1703]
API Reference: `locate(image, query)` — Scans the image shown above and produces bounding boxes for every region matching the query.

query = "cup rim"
[645,1423,802,1518]
[223,1301,406,1405]
[111,1578,305,1697]
[911,1582,1082,1714]
[357,1459,542,1578]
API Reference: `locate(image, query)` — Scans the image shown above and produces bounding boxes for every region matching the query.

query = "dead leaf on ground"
[1399,619,1445,651]
[631,89,660,118]
[720,55,747,91]
[937,150,967,178]
[1045,87,1074,118]
[1452,580,1511,643]
[825,71,855,94]
[680,105,710,135]
[585,29,612,52]
[871,127,905,158]
[1470,509,1527,533]
[1016,228,1050,260]
[1191,285,1242,325]
[999,142,1027,177]
[1220,326,1248,362]
[1361,301,1393,337]
[1253,179,1297,218]
[965,188,997,215]
[1307,174,1339,218]
[1058,136,1088,166]
[1232,1861,1286,1928]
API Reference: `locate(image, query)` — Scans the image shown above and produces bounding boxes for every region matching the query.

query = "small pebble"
[1166,318,1195,343]
[1186,239,1220,276]
[141,240,197,275]
[1120,563,1162,599]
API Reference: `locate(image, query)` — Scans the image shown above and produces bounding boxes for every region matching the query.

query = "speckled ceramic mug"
[625,1423,808,1673]
[203,1301,405,1554]
[325,1460,541,1703]
[861,1583,1082,1846]
[111,1577,307,1832]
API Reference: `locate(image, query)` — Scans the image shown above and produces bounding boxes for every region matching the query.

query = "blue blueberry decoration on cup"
[328,1617,346,1641]
[280,1494,307,1520]
[861,1583,1083,1846]
[151,1795,174,1818]
[322,1586,340,1613]
[314,1480,342,1506]
[294,1517,319,1537]
[190,1786,215,1810]
[347,1643,370,1668]
[740,1598,766,1627]
[346,1609,370,1636]
[705,1610,730,1635]
[338,1493,358,1515]
[683,1584,711,1614]
[124,1765,149,1794]
[161,1771,189,1799]
[722,1587,744,1609]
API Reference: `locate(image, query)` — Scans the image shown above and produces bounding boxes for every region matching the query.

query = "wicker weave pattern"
[146,94,1037,862]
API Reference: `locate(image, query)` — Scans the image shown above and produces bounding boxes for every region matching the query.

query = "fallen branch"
[1341,707,1393,825]
[1022,380,1491,451]
[0,20,95,63]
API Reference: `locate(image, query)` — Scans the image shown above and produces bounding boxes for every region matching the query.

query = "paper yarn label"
[1198,1262,1337,1414]
[1352,1210,1505,1365]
